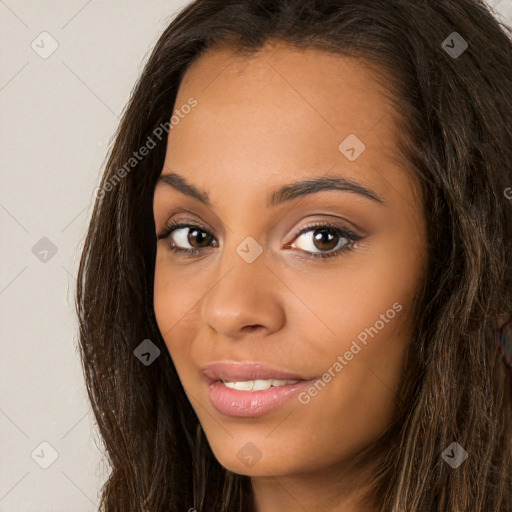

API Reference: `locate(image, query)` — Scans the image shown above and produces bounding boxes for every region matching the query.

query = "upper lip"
[202,361,312,383]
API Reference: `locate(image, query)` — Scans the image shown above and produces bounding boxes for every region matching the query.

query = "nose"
[199,248,286,339]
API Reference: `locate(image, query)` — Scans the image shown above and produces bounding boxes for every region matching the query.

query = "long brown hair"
[75,1,512,510]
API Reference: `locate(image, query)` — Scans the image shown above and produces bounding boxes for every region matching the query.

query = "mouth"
[218,378,303,391]
[202,361,315,418]
[202,361,312,383]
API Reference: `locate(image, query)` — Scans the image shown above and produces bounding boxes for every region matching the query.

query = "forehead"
[159,43,416,211]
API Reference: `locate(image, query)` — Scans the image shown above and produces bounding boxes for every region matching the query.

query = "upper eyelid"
[161,206,360,228]
[160,219,360,244]
[157,218,210,238]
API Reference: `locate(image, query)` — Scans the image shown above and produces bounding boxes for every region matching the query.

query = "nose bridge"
[214,200,268,281]
[199,232,286,336]
[220,205,270,285]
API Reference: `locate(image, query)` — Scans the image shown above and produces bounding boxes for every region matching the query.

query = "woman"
[76,1,512,510]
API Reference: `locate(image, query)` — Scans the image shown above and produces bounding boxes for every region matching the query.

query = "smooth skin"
[153,42,427,512]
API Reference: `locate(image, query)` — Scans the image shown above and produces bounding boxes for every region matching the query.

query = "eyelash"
[157,219,363,260]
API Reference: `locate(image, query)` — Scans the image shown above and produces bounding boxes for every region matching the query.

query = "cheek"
[153,259,175,336]
[288,232,421,363]
[153,257,200,359]
[280,229,420,429]
[153,259,210,408]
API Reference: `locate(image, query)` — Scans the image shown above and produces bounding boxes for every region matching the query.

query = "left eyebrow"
[155,171,386,207]
[267,175,386,207]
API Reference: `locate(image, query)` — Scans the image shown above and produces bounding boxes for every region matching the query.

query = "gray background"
[1,1,511,510]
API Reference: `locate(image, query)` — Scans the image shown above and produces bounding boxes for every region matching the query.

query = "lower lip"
[207,379,312,418]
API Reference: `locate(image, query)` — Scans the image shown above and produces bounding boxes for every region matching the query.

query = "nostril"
[243,325,264,332]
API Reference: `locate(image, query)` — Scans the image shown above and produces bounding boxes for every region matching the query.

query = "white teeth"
[253,379,271,391]
[222,379,300,391]
[228,380,254,391]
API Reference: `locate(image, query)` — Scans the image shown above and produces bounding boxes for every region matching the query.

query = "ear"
[498,312,511,327]
[497,320,512,370]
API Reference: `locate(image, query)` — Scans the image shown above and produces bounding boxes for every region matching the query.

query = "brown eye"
[171,226,215,249]
[311,228,342,251]
[287,222,363,259]
[293,225,351,254]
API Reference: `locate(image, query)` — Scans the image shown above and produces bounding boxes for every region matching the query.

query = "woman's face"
[152,43,427,478]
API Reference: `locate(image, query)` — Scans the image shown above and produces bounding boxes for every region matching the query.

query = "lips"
[202,361,311,384]
[202,361,315,417]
